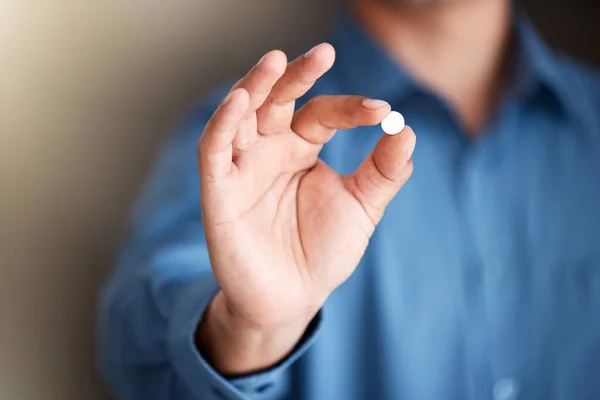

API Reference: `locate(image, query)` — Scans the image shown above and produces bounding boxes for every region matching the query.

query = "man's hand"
[196,43,416,375]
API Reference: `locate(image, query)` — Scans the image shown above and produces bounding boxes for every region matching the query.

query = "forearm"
[196,290,315,376]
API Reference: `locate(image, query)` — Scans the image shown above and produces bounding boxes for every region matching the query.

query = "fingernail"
[405,137,416,161]
[362,98,389,109]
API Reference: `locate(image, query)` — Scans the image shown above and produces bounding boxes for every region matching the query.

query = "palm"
[198,45,415,327]
[207,132,373,325]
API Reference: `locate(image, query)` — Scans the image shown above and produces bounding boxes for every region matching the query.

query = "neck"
[351,0,513,135]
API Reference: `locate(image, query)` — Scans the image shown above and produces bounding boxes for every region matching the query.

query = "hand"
[196,43,415,374]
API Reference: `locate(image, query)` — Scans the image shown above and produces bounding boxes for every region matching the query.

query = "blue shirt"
[98,12,600,400]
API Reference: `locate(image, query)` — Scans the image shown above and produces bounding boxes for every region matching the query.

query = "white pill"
[381,111,405,135]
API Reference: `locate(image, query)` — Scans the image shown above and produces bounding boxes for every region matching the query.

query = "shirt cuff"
[167,273,322,399]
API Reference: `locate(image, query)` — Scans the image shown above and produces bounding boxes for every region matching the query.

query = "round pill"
[381,111,405,135]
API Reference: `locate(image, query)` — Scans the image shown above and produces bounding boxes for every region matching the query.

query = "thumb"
[346,126,416,225]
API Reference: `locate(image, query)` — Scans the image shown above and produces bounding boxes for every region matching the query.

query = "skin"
[197,0,510,375]
[354,0,512,133]
[380,0,467,8]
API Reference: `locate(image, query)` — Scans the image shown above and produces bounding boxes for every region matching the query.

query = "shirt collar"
[512,10,572,117]
[331,9,573,117]
[330,12,417,104]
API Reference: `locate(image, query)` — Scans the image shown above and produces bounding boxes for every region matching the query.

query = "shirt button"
[492,378,519,400]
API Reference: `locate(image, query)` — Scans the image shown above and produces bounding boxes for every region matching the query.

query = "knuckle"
[202,172,219,184]
[350,174,383,226]
[294,96,325,122]
[305,94,328,108]
[343,95,357,109]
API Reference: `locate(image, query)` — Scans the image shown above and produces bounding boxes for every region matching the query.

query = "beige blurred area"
[0,1,597,399]
[0,1,336,399]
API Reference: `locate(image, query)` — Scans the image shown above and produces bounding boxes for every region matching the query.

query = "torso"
[290,61,600,400]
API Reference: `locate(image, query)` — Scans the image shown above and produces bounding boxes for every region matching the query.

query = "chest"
[311,108,600,399]
[324,101,600,277]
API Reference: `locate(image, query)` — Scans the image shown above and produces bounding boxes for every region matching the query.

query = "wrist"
[196,290,314,375]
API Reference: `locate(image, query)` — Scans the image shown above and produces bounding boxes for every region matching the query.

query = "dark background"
[524,0,600,65]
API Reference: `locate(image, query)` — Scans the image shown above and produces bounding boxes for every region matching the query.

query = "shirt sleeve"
[96,99,322,400]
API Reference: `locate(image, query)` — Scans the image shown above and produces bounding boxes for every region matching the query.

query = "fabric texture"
[98,11,600,400]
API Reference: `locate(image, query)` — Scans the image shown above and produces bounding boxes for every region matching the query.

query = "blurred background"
[0,1,598,399]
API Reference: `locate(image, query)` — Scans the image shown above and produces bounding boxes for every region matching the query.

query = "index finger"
[291,95,392,144]
[256,43,335,134]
